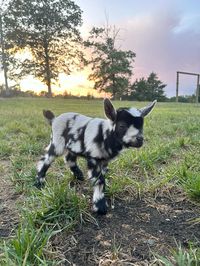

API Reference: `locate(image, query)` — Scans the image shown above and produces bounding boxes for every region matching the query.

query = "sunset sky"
[77,0,200,97]
[1,0,199,97]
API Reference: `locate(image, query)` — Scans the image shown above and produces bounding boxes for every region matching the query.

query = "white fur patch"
[37,160,45,172]
[88,169,93,179]
[93,184,104,203]
[93,204,98,212]
[67,160,76,167]
[127,108,141,117]
[101,167,108,175]
[123,125,139,144]
[103,119,113,136]
[39,177,45,183]
[68,140,82,153]
[45,143,51,152]
[51,113,75,155]
[54,137,65,155]
[37,155,55,172]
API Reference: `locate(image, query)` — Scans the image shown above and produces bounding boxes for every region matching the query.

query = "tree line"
[0,0,167,101]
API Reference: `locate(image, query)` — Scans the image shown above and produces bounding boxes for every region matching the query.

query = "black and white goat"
[35,99,156,215]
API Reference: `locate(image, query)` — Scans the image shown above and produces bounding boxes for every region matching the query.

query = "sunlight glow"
[19,69,108,98]
[0,47,107,98]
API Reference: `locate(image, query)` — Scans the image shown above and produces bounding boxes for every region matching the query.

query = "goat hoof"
[72,167,84,181]
[76,173,84,181]
[94,198,108,215]
[34,181,45,190]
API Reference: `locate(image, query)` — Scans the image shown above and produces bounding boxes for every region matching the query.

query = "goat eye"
[119,124,126,129]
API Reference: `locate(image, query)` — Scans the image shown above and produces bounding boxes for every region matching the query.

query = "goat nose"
[136,136,143,142]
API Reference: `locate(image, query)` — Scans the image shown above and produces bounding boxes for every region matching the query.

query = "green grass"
[1,219,54,266]
[31,179,91,229]
[1,98,200,264]
[155,243,200,266]
[0,179,90,265]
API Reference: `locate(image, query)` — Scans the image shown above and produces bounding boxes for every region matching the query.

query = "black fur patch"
[66,152,76,162]
[65,152,84,181]
[87,159,97,169]
[94,123,104,145]
[38,163,50,178]
[62,121,72,145]
[104,131,123,158]
[99,174,105,186]
[72,114,78,121]
[116,110,144,130]
[95,197,107,215]
[43,110,55,125]
[48,143,56,156]
[70,165,84,181]
[77,125,87,151]
[34,180,45,189]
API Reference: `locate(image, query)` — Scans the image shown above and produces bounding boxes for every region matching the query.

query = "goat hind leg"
[65,151,84,181]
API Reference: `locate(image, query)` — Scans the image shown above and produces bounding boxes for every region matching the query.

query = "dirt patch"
[0,160,21,238]
[52,194,200,265]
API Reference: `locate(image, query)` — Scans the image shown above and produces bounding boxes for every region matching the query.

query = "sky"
[76,0,200,97]
[0,0,199,97]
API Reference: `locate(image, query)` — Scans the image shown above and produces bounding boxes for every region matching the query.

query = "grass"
[0,98,200,264]
[2,218,54,266]
[155,243,200,266]
[31,179,91,229]
[0,179,90,265]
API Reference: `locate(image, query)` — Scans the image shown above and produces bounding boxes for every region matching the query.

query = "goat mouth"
[124,141,143,148]
[135,143,143,148]
[133,142,143,148]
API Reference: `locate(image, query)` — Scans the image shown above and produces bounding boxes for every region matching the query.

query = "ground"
[0,160,19,238]
[52,188,200,265]
[1,176,200,265]
[0,98,200,265]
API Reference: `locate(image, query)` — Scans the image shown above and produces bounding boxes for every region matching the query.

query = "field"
[0,97,200,265]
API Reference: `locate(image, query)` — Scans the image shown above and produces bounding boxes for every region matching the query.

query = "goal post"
[176,71,200,103]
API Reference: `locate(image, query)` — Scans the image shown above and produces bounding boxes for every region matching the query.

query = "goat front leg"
[65,151,84,181]
[87,159,107,215]
[35,143,57,189]
[102,161,109,175]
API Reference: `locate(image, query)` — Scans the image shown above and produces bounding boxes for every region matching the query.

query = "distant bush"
[168,94,196,103]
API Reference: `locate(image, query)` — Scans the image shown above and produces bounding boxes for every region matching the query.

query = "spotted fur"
[35,98,156,215]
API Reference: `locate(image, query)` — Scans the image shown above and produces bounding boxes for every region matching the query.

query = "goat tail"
[43,110,55,125]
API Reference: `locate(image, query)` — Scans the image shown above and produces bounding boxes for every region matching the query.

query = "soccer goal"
[176,71,200,103]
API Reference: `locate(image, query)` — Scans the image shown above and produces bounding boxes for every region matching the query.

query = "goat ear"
[140,100,157,117]
[104,98,116,121]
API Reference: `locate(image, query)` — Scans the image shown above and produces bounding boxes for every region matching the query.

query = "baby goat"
[35,98,156,215]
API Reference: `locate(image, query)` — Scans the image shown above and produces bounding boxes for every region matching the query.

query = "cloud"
[119,8,200,96]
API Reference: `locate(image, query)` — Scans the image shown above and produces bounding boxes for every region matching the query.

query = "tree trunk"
[44,39,52,97]
[112,73,116,100]
[0,13,10,96]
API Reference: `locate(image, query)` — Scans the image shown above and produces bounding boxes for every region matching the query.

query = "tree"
[0,1,10,96]
[128,78,148,101]
[85,26,135,100]
[4,0,82,96]
[130,72,167,101]
[146,72,166,101]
